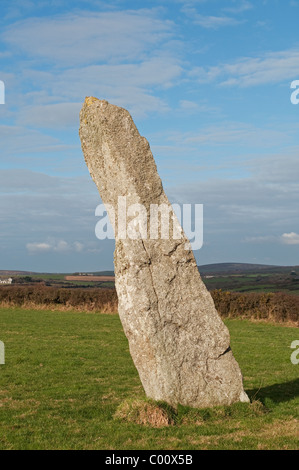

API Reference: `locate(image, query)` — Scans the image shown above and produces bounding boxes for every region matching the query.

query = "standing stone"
[79,97,249,408]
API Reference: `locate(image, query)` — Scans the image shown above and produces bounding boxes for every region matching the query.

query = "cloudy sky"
[1,0,299,272]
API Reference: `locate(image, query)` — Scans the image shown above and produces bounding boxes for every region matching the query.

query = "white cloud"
[181,5,242,29]
[180,0,250,29]
[0,169,60,193]
[192,14,242,28]
[26,239,86,254]
[74,242,84,253]
[243,235,277,244]
[22,57,183,97]
[190,49,299,87]
[194,14,241,29]
[6,18,183,121]
[54,240,70,253]
[223,1,253,14]
[243,232,299,246]
[281,232,299,245]
[166,150,299,245]
[2,10,175,66]
[0,125,74,156]
[17,102,82,128]
[163,121,291,150]
[2,9,183,118]
[26,242,52,253]
[16,56,183,122]
[179,100,199,110]
[182,122,288,147]
[0,169,100,253]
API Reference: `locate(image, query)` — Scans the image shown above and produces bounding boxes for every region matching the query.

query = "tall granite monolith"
[79,97,249,408]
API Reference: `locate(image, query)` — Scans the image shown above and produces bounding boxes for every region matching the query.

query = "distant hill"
[0,270,36,276]
[0,270,115,277]
[1,265,299,277]
[84,271,115,277]
[2,264,299,294]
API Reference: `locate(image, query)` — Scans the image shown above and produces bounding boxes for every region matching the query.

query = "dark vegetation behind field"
[0,284,297,325]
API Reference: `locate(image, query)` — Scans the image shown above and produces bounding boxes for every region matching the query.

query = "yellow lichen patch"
[85,96,99,106]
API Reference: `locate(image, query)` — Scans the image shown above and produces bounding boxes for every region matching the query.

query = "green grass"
[0,307,298,450]
[202,273,299,295]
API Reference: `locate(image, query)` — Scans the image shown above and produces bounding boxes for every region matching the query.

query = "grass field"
[0,307,298,450]
[202,273,299,295]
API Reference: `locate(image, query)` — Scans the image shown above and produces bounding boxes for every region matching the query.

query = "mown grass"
[0,307,298,450]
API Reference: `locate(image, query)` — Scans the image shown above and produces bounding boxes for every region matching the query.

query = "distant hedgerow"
[211,289,298,325]
[0,285,297,324]
[0,285,118,314]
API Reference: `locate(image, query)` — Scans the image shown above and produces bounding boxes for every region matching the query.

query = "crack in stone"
[140,239,162,324]
[163,241,183,257]
[217,346,231,359]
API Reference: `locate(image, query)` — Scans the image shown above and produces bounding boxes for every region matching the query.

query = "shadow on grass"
[246,378,299,404]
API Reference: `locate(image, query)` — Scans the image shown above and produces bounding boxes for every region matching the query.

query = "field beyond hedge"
[0,307,298,450]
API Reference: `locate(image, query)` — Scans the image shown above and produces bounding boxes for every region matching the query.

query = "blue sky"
[1,0,299,272]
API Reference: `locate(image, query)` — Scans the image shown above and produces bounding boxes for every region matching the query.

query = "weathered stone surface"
[79,97,249,408]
